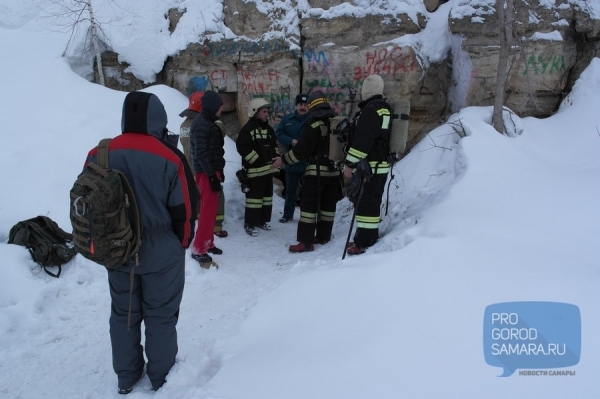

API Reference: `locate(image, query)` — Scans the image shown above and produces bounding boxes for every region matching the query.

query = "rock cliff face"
[97,0,599,150]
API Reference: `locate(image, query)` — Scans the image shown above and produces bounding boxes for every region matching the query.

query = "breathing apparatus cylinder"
[328,116,347,163]
[389,99,410,158]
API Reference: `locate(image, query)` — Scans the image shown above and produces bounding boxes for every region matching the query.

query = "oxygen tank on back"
[328,116,347,163]
[388,99,410,159]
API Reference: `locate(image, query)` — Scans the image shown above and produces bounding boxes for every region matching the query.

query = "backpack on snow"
[8,215,77,278]
[69,139,142,268]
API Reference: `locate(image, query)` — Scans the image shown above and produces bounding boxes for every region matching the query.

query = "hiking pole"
[316,162,321,223]
[384,157,396,217]
[342,181,363,260]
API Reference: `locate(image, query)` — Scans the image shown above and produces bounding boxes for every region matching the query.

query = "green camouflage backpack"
[8,215,77,278]
[69,139,142,268]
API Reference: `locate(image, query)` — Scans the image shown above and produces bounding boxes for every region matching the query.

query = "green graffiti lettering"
[540,55,550,74]
[524,54,565,75]
[549,56,566,73]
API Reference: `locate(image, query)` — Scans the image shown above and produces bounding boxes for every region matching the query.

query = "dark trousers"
[283,171,304,219]
[214,190,225,233]
[244,174,274,227]
[108,261,184,390]
[354,173,388,248]
[297,175,340,245]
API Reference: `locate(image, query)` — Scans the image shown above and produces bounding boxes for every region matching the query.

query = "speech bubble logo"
[483,301,580,377]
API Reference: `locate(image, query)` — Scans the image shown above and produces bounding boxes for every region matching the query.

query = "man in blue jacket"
[84,91,199,394]
[275,94,309,223]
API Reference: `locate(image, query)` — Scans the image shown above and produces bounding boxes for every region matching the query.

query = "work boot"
[346,244,366,256]
[118,387,133,395]
[314,237,329,245]
[245,225,259,237]
[208,246,223,255]
[214,230,228,238]
[192,253,213,263]
[118,370,144,395]
[279,217,293,223]
[258,223,271,230]
[289,242,314,253]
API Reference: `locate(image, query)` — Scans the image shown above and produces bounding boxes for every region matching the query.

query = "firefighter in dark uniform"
[236,98,280,237]
[273,91,342,253]
[343,74,392,255]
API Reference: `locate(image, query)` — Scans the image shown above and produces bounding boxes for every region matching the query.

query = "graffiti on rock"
[523,55,566,75]
[187,76,210,96]
[304,48,330,66]
[205,41,290,57]
[354,47,418,79]
[238,65,295,115]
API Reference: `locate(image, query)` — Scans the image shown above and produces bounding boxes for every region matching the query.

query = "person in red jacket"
[84,91,199,394]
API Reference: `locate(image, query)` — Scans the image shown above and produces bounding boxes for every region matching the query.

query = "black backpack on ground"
[8,216,77,278]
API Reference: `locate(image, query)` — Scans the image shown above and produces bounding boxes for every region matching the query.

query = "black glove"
[344,173,362,205]
[355,158,372,180]
[209,175,222,192]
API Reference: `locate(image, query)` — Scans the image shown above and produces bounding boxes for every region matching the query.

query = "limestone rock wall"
[449,0,582,116]
[96,0,600,149]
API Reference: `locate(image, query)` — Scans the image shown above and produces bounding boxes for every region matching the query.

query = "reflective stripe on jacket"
[344,95,391,174]
[236,117,280,178]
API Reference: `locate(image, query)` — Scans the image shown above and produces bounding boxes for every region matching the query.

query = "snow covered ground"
[1,1,599,398]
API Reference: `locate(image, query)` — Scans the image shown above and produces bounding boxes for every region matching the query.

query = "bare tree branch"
[420,134,453,152]
[38,0,123,86]
[445,119,466,138]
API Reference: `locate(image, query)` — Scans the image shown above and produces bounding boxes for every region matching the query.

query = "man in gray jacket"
[83,91,199,394]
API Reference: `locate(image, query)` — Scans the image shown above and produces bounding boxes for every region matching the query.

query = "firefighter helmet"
[188,91,204,112]
[248,98,270,118]
[307,90,333,118]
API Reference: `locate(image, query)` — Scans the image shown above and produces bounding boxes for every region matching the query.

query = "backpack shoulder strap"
[97,139,111,168]
[118,172,143,262]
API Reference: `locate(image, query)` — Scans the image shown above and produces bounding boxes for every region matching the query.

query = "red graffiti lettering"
[389,46,405,61]
[365,50,377,64]
[358,46,417,78]
[210,70,227,81]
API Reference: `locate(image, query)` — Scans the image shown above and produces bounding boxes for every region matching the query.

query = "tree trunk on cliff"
[492,0,514,134]
[86,0,105,86]
[47,0,109,86]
